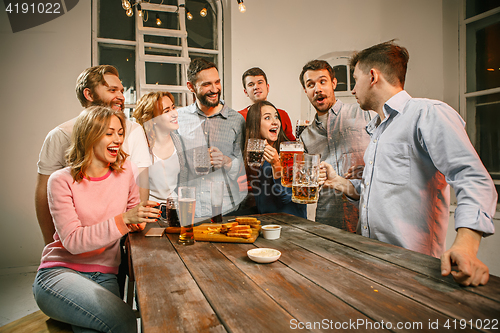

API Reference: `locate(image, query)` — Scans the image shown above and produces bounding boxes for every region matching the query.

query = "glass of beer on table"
[177,187,196,245]
[246,138,266,168]
[279,141,304,187]
[292,153,320,204]
[193,146,210,175]
[211,181,224,223]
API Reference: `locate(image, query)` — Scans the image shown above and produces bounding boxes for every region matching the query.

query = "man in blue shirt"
[320,41,496,286]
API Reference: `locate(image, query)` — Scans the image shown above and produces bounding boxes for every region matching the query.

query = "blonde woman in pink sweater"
[33,106,160,333]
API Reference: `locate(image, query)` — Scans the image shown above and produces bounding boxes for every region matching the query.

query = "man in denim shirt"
[299,60,374,232]
[321,41,496,286]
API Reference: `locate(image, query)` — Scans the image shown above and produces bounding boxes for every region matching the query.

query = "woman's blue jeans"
[33,267,137,333]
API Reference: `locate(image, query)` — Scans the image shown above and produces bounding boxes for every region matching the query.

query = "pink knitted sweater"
[39,160,139,274]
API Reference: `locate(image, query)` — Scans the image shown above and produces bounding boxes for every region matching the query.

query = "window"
[460,0,500,201]
[92,0,223,116]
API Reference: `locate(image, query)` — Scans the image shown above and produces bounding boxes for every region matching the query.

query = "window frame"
[459,1,500,185]
[91,0,223,110]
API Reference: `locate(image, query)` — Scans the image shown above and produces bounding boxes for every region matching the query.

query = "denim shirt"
[300,100,374,231]
[177,101,247,220]
[354,91,496,257]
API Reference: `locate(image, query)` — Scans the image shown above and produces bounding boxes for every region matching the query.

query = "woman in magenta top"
[33,106,160,333]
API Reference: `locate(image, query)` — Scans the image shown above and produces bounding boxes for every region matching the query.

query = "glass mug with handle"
[246,138,266,168]
[193,146,211,175]
[295,119,310,139]
[177,187,196,245]
[292,153,321,204]
[279,141,304,188]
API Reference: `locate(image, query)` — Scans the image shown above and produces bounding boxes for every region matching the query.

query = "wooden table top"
[128,213,500,333]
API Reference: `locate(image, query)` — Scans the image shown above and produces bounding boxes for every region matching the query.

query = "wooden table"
[128,213,500,332]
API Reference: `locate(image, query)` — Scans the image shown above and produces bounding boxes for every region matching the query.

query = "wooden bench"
[0,311,72,333]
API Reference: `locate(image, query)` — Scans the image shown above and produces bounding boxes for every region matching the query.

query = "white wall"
[0,1,91,269]
[228,0,445,123]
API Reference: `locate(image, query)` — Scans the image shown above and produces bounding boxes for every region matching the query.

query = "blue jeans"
[33,267,137,333]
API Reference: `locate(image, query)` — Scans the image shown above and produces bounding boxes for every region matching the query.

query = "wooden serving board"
[194,223,260,243]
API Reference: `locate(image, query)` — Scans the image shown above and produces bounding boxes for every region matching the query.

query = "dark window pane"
[350,67,355,91]
[466,0,500,19]
[146,63,182,86]
[98,44,136,104]
[188,52,217,67]
[333,65,347,91]
[186,0,217,49]
[144,10,179,30]
[476,93,500,175]
[144,35,181,46]
[475,21,500,91]
[98,0,135,41]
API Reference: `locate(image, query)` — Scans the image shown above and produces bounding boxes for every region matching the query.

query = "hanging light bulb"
[156,14,162,26]
[122,0,131,10]
[137,3,142,17]
[126,7,133,17]
[200,7,207,17]
[186,10,193,20]
[237,0,246,13]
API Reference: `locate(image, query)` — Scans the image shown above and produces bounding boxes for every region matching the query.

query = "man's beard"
[91,94,124,112]
[198,90,221,108]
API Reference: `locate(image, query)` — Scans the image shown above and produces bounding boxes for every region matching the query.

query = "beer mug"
[295,119,310,139]
[193,146,210,175]
[292,153,320,204]
[246,138,266,168]
[156,198,180,228]
[279,141,304,188]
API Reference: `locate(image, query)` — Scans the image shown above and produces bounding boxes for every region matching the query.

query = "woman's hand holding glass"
[264,142,281,179]
[122,200,161,225]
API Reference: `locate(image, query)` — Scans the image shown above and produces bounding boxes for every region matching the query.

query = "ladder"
[135,0,193,106]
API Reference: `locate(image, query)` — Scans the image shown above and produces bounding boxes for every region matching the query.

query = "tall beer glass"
[193,146,210,175]
[178,187,196,245]
[280,141,304,188]
[211,181,224,223]
[292,154,320,204]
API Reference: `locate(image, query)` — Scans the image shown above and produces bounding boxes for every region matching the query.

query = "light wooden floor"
[0,310,72,333]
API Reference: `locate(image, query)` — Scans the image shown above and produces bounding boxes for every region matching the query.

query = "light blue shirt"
[353,91,496,257]
[177,101,247,220]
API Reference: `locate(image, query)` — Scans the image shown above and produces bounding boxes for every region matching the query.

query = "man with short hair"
[239,67,295,140]
[177,58,246,220]
[35,65,151,245]
[299,60,374,231]
[321,40,496,286]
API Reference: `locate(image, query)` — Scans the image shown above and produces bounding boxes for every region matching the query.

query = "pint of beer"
[178,187,196,245]
[280,141,304,187]
[292,153,320,204]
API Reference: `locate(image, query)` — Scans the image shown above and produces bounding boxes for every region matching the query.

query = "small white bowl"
[261,225,282,240]
[247,248,281,264]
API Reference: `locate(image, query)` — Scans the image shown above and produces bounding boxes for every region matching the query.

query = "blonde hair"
[132,91,175,154]
[66,106,128,182]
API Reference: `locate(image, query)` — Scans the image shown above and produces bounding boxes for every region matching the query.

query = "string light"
[186,9,193,20]
[126,7,133,16]
[122,0,131,10]
[200,7,207,17]
[156,13,162,26]
[137,3,142,17]
[237,0,246,13]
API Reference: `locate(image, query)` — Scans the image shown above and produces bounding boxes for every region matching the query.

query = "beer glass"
[279,141,304,188]
[246,138,266,168]
[211,181,224,223]
[193,146,210,175]
[295,119,310,139]
[292,153,320,204]
[178,187,196,245]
